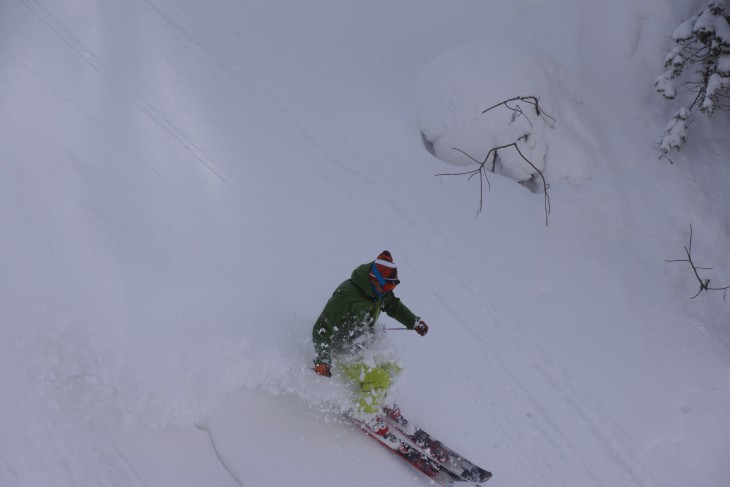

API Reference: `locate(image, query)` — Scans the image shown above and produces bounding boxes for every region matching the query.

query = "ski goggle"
[381,279,400,292]
[371,263,400,291]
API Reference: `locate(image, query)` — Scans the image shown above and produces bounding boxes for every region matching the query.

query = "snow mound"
[416,40,594,187]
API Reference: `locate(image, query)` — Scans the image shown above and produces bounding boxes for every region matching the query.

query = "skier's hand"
[415,320,429,336]
[314,362,332,377]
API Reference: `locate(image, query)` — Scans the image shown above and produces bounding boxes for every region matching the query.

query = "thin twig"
[482,95,557,127]
[435,95,554,224]
[665,224,730,299]
[437,142,550,224]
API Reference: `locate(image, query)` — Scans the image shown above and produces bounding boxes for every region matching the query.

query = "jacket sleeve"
[382,293,419,329]
[312,311,334,365]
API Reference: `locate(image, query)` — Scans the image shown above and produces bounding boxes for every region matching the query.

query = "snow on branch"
[654,1,730,158]
[665,224,730,299]
[436,95,553,226]
[658,107,690,162]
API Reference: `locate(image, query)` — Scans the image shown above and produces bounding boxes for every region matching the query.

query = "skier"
[312,250,429,435]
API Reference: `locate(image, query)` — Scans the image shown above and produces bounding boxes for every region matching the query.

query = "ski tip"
[466,468,492,484]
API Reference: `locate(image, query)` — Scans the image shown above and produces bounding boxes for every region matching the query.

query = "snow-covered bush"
[655,1,730,158]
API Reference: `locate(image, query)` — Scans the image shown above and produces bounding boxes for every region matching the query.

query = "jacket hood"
[351,262,377,299]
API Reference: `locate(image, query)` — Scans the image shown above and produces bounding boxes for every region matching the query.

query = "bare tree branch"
[482,95,557,127]
[436,141,550,225]
[665,224,730,299]
[435,96,553,225]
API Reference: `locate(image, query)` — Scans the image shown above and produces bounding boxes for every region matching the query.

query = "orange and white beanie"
[370,250,399,284]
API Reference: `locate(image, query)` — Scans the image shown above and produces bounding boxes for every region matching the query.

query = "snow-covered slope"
[2,1,729,486]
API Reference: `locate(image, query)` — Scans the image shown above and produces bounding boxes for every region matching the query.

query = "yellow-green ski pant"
[338,361,401,415]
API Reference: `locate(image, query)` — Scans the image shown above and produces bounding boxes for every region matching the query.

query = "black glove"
[415,320,429,336]
[314,362,332,377]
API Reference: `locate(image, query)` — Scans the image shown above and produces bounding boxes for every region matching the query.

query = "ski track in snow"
[194,423,244,487]
[411,254,671,487]
[135,0,387,225]
[17,0,237,190]
[12,0,248,244]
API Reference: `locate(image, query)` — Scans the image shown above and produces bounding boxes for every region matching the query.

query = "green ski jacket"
[312,262,419,365]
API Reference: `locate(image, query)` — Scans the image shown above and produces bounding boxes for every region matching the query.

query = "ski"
[347,415,467,487]
[382,407,493,484]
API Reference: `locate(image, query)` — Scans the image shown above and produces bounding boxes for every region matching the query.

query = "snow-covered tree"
[655,1,730,158]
